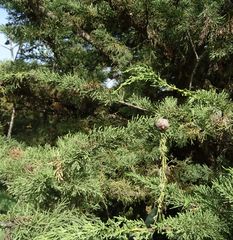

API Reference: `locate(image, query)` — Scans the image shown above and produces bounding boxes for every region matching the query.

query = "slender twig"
[189,60,199,90]
[187,31,200,90]
[118,100,149,112]
[189,52,205,90]
[187,31,199,60]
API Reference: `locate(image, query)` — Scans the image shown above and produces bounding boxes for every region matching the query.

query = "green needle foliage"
[0,0,233,239]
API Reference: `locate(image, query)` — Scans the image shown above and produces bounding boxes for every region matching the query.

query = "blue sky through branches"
[0,8,13,61]
[0,7,117,88]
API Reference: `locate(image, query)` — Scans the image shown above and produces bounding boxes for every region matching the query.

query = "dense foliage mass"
[0,0,233,239]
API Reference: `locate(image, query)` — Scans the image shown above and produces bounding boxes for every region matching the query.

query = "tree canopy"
[0,0,233,239]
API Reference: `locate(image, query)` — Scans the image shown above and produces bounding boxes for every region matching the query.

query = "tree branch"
[76,28,111,62]
[187,31,199,61]
[187,31,201,90]
[7,105,16,139]
[118,100,149,112]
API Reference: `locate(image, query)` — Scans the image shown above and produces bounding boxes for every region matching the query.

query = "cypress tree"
[0,0,233,239]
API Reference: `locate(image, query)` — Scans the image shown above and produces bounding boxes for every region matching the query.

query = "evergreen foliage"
[0,0,233,239]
